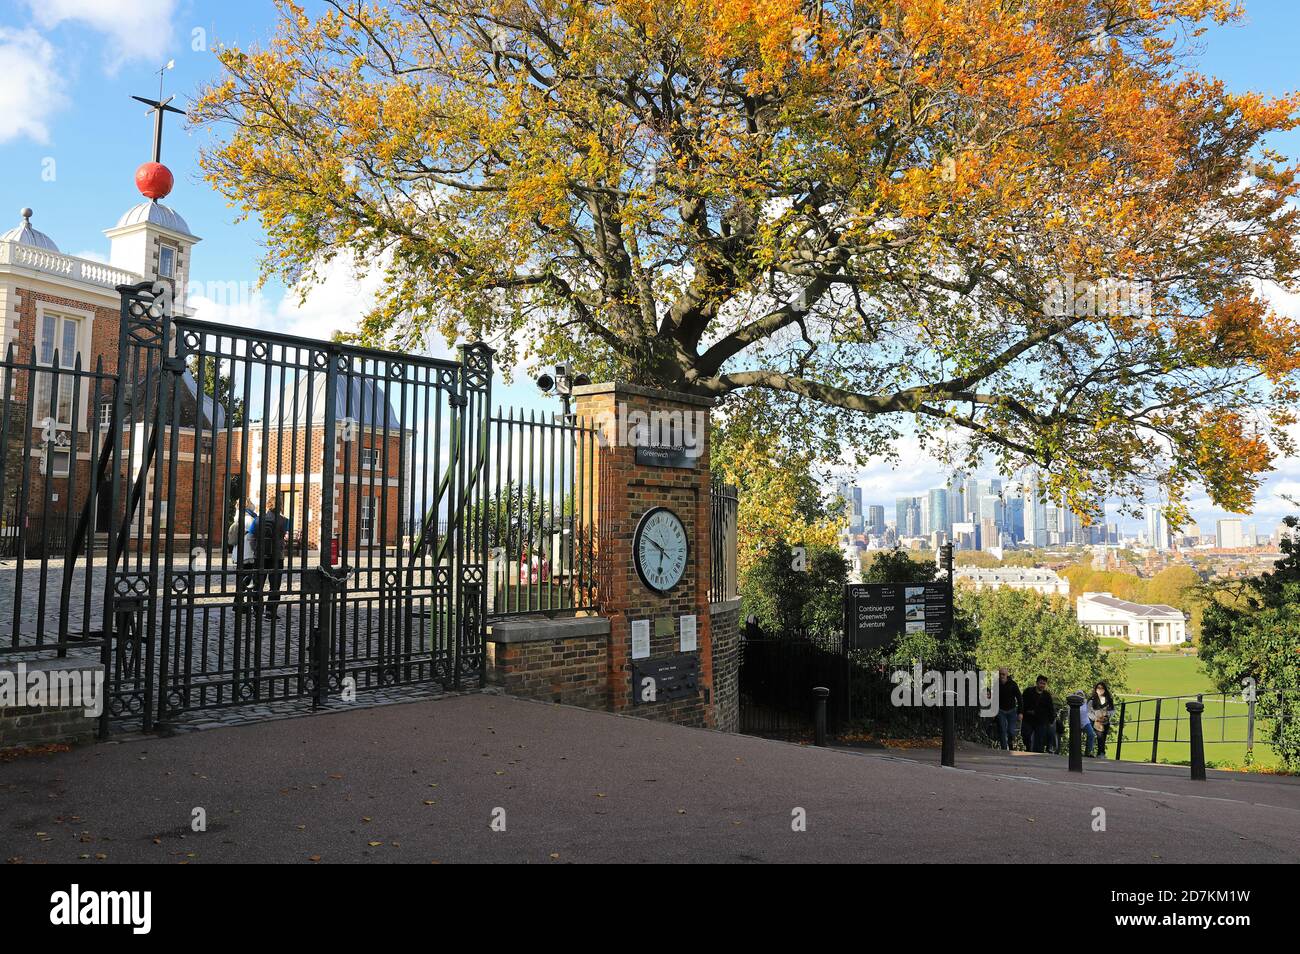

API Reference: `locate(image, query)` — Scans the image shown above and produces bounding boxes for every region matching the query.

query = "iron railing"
[709,481,738,603]
[485,408,598,618]
[1111,690,1295,764]
[0,345,115,655]
[738,632,983,741]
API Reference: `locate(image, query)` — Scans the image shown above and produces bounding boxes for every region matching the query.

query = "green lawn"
[1122,652,1212,698]
[1106,647,1283,770]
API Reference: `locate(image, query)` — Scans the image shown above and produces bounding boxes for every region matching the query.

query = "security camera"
[536,372,554,393]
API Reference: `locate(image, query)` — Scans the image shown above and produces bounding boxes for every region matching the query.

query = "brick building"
[0,192,225,552]
[245,373,411,555]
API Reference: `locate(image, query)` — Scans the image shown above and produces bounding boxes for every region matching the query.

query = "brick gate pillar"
[572,383,718,728]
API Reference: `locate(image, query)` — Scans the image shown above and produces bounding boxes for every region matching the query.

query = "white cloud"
[23,0,177,72]
[0,28,65,144]
[190,256,456,362]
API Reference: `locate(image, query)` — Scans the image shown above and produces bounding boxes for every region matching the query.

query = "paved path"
[3,693,1297,863]
[847,742,1300,812]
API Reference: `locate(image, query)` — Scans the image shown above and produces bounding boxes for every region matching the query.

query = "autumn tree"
[195,0,1300,524]
[189,355,246,426]
[967,588,1126,696]
[1198,516,1300,766]
[710,416,840,572]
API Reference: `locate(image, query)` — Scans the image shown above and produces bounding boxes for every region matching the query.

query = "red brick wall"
[486,635,609,707]
[253,423,408,551]
[709,601,741,733]
[575,384,716,728]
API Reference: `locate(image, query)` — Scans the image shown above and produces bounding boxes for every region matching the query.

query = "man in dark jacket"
[996,668,1021,750]
[255,494,291,618]
[1020,675,1056,753]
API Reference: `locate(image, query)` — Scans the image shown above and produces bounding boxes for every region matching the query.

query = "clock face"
[634,506,689,593]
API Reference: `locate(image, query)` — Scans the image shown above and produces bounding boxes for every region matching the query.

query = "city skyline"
[834,468,1284,545]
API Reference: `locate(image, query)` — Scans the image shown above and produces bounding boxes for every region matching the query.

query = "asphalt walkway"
[2,693,1296,863]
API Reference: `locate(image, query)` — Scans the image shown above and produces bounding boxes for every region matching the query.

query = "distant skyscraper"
[867,504,885,535]
[948,472,973,527]
[1057,504,1076,545]
[1005,497,1025,543]
[834,480,864,535]
[978,493,1003,528]
[927,487,950,538]
[1216,518,1245,549]
[1145,505,1171,551]
[1022,474,1047,548]
[895,496,922,537]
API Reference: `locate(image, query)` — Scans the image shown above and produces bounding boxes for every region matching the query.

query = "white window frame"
[361,446,380,471]
[158,244,176,279]
[99,401,113,428]
[33,303,91,430]
[360,494,374,536]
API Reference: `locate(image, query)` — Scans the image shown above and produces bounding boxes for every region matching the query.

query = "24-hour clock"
[633,506,688,593]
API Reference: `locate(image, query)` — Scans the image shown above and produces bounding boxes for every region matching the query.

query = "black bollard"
[1067,694,1084,773]
[813,686,829,747]
[1186,701,1207,781]
[941,691,956,767]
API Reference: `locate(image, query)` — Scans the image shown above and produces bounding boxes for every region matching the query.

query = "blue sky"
[1,0,1298,532]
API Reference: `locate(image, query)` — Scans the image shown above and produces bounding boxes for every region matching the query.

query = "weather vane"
[131,60,184,200]
[132,59,184,165]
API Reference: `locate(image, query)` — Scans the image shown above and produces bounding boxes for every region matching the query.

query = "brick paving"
[2,557,473,730]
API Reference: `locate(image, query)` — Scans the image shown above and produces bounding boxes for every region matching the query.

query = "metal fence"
[485,408,598,617]
[709,481,737,603]
[101,284,496,731]
[0,345,115,655]
[738,633,983,741]
[1112,690,1294,764]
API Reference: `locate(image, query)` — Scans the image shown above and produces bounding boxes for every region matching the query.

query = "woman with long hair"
[1087,681,1116,758]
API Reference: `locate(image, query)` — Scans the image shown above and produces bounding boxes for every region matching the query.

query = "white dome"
[115,199,194,237]
[1,208,60,252]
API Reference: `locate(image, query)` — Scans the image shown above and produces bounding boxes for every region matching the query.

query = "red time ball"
[135,162,174,200]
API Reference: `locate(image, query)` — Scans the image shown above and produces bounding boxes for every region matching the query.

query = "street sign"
[843,582,951,649]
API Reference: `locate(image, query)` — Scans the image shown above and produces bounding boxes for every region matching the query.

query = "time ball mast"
[131,73,185,202]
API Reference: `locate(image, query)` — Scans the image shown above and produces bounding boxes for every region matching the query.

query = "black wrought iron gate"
[103,281,492,731]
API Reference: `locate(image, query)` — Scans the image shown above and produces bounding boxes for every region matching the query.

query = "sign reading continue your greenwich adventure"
[843,583,951,650]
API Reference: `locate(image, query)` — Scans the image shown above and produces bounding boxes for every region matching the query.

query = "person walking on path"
[996,668,1021,750]
[255,494,291,618]
[1088,681,1116,758]
[1068,690,1097,756]
[1021,675,1056,753]
[227,503,257,566]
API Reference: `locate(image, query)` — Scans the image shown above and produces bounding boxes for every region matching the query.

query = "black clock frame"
[632,505,689,593]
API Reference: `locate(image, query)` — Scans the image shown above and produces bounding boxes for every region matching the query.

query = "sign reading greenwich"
[843,583,950,650]
[595,402,705,468]
[635,444,697,468]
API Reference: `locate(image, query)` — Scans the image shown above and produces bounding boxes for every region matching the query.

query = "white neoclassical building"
[955,566,1069,596]
[1076,592,1187,646]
